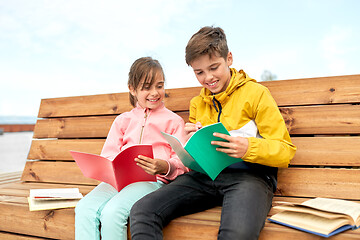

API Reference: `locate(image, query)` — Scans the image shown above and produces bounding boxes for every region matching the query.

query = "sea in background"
[0,116,36,177]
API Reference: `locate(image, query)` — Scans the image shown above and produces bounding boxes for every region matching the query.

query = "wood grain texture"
[37,74,360,118]
[21,161,99,185]
[28,139,105,160]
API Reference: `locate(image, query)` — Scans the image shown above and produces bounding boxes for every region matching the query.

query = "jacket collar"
[200,68,255,104]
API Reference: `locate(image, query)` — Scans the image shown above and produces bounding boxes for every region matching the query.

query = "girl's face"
[129,71,165,110]
[190,52,233,94]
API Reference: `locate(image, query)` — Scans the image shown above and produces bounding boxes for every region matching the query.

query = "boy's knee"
[219,227,260,240]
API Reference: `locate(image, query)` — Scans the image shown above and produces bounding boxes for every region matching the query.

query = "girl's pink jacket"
[100,102,189,183]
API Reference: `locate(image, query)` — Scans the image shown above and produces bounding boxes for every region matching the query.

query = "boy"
[130,26,296,240]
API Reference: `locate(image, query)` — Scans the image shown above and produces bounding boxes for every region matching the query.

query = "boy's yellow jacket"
[189,68,296,169]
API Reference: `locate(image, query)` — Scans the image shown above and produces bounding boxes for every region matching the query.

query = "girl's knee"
[100,201,129,226]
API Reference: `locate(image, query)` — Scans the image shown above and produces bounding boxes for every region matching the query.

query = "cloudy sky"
[1,0,359,117]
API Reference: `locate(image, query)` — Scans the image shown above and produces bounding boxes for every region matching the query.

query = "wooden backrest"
[23,74,360,200]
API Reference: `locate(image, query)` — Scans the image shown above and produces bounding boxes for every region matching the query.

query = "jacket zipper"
[212,97,222,122]
[139,110,148,144]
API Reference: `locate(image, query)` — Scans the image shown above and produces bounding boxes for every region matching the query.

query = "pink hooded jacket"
[101,103,189,183]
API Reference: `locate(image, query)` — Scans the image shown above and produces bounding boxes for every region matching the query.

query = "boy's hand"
[135,155,169,175]
[211,132,249,158]
[184,122,202,141]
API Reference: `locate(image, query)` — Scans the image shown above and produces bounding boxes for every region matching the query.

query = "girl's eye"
[211,66,218,71]
[196,71,203,75]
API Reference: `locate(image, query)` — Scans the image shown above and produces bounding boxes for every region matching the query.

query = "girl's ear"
[128,85,136,97]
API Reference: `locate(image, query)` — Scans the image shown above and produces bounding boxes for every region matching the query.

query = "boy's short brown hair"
[185,26,229,65]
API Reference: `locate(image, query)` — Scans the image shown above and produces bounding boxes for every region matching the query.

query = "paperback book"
[70,144,156,191]
[268,197,360,238]
[28,188,83,211]
[161,122,242,180]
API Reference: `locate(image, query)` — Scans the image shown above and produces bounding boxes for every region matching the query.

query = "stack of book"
[28,188,83,211]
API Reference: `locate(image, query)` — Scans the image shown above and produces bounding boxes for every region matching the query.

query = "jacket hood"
[200,68,256,104]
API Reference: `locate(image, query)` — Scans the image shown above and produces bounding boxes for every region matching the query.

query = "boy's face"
[129,71,165,109]
[190,52,233,94]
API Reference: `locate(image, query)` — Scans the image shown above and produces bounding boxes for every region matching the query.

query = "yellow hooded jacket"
[189,68,296,170]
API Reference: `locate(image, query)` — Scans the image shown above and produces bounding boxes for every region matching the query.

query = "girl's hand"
[184,122,202,141]
[211,132,249,158]
[135,155,169,175]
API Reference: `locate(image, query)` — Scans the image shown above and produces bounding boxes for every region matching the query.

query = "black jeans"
[130,170,274,240]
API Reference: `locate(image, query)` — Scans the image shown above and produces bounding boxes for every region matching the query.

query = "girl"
[75,57,188,240]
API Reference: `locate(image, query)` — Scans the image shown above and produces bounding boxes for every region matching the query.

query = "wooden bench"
[1,74,360,240]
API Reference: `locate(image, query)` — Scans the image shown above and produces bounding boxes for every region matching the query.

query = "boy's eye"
[211,66,218,71]
[196,71,203,75]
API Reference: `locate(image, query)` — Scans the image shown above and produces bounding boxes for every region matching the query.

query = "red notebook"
[70,145,156,191]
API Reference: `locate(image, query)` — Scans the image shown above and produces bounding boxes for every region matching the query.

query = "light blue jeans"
[75,181,164,240]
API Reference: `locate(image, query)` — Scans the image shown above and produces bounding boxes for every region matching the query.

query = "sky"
[1,0,360,118]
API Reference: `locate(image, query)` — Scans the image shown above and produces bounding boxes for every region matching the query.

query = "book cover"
[268,198,360,237]
[28,188,83,211]
[161,122,242,180]
[70,144,157,191]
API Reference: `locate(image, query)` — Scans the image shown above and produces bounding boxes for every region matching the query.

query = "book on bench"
[268,197,360,238]
[28,188,83,211]
[161,122,242,180]
[70,144,156,192]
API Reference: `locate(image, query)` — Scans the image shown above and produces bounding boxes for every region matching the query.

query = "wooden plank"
[0,182,94,197]
[0,124,35,132]
[27,136,360,165]
[19,161,360,200]
[28,139,104,160]
[259,222,360,240]
[0,202,75,240]
[33,116,115,139]
[0,232,48,240]
[290,136,360,166]
[276,168,360,200]
[36,75,360,118]
[282,104,360,135]
[162,215,360,240]
[21,161,99,185]
[32,104,360,139]
[262,74,360,106]
[37,87,200,118]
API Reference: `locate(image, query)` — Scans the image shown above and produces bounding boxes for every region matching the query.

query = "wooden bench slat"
[37,87,201,118]
[27,137,360,166]
[21,161,99,185]
[20,161,360,200]
[282,104,360,135]
[28,139,104,160]
[277,168,360,200]
[0,182,94,197]
[291,136,360,166]
[262,74,360,107]
[0,232,48,240]
[0,202,75,240]
[32,104,360,138]
[33,116,115,139]
[37,75,360,118]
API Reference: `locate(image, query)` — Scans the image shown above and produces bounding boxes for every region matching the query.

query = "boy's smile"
[191,52,233,94]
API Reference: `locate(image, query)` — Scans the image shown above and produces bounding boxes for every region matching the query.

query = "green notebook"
[161,122,242,180]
